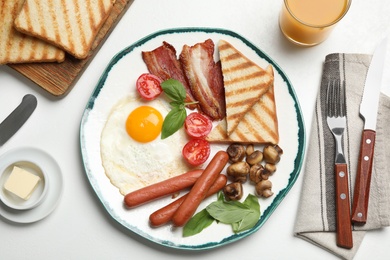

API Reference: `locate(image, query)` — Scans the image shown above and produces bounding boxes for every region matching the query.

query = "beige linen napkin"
[294,53,390,260]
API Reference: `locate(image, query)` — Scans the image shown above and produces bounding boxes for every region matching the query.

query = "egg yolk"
[125,106,163,143]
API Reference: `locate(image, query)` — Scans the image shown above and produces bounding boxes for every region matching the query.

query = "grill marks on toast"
[0,0,65,64]
[48,2,60,43]
[74,0,88,54]
[61,0,72,48]
[219,39,273,135]
[225,70,267,86]
[206,61,279,144]
[14,0,115,59]
[231,81,279,144]
[207,89,279,144]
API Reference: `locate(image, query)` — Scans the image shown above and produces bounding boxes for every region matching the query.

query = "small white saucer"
[0,147,63,223]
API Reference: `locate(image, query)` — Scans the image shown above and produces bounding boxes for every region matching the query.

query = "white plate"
[80,28,305,250]
[0,147,63,223]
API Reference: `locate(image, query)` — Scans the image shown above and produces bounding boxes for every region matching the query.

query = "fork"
[326,79,353,249]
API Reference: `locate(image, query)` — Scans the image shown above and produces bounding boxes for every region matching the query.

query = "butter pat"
[4,166,41,200]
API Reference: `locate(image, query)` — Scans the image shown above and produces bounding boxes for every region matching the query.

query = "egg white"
[100,96,190,195]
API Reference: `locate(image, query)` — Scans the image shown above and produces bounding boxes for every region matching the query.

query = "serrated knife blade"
[351,38,387,224]
[0,94,37,146]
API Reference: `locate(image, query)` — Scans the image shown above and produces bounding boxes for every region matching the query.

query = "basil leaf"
[161,79,187,102]
[243,194,260,212]
[232,211,259,233]
[206,200,250,224]
[232,194,260,233]
[183,193,261,236]
[217,191,225,202]
[183,209,215,237]
[170,101,185,109]
[161,106,186,139]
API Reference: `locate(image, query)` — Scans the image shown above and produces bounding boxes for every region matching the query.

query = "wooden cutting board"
[8,0,135,97]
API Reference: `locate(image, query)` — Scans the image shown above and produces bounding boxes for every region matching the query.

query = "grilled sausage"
[149,174,227,227]
[171,151,229,226]
[124,169,203,208]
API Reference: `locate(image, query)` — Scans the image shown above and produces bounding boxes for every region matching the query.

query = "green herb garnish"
[183,209,215,237]
[230,194,260,232]
[183,192,261,237]
[160,79,197,139]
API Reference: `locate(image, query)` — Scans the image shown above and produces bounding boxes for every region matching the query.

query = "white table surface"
[1,0,390,259]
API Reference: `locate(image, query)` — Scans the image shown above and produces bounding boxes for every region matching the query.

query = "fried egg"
[100,96,190,195]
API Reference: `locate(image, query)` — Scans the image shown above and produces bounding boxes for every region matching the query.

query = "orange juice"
[279,0,351,46]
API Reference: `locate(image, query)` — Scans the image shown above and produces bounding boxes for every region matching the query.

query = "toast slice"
[0,0,65,65]
[14,0,116,59]
[206,65,279,145]
[218,39,273,135]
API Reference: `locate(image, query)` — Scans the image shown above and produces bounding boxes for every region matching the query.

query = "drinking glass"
[279,0,352,46]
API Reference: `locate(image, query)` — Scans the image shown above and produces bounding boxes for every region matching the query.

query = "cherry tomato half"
[182,139,211,166]
[136,73,163,100]
[184,112,213,139]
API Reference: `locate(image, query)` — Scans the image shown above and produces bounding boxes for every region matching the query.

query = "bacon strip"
[179,39,226,120]
[142,42,197,109]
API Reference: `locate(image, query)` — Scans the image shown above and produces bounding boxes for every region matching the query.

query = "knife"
[0,94,37,146]
[351,38,387,224]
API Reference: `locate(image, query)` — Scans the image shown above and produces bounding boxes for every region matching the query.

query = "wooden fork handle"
[335,163,353,249]
[351,130,376,224]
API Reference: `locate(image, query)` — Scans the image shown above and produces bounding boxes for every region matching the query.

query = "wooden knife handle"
[351,130,376,224]
[335,163,353,249]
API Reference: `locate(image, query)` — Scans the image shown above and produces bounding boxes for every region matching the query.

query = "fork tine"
[340,80,346,117]
[334,80,340,118]
[326,79,335,117]
[326,79,345,118]
[326,80,331,116]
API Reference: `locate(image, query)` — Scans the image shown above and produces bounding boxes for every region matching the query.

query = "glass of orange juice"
[279,0,352,46]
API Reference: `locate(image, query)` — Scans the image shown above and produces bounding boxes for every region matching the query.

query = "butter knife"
[351,38,387,224]
[0,94,37,146]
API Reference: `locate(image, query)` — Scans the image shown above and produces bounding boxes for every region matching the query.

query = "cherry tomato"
[184,112,213,139]
[182,139,211,166]
[136,73,163,100]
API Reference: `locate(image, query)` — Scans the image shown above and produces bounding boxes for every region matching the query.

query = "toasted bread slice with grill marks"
[0,0,65,65]
[14,0,116,59]
[206,65,279,145]
[218,39,273,136]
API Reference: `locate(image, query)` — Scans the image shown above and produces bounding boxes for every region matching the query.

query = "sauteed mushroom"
[246,144,254,156]
[223,143,283,201]
[246,150,263,165]
[226,143,246,163]
[260,168,271,180]
[275,145,284,155]
[265,163,277,174]
[223,182,243,200]
[249,164,263,183]
[263,145,281,164]
[255,180,274,198]
[227,161,250,183]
